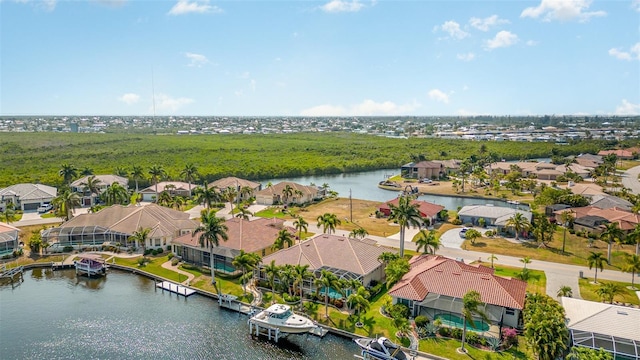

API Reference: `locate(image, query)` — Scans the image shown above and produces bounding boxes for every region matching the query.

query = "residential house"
[575,153,603,168]
[598,149,634,160]
[140,181,195,202]
[401,161,445,180]
[487,161,593,180]
[0,222,19,256]
[555,206,640,234]
[561,297,640,360]
[378,198,445,225]
[257,234,391,293]
[0,183,57,211]
[172,217,294,273]
[208,177,261,202]
[457,205,532,235]
[70,175,129,206]
[389,255,527,330]
[41,204,198,249]
[254,181,320,206]
[588,194,633,211]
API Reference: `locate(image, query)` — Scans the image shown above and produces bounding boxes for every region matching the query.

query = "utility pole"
[349,188,353,222]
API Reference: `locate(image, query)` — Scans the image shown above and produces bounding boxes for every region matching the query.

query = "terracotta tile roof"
[379,198,445,218]
[389,255,527,309]
[559,206,640,230]
[0,222,20,234]
[598,149,634,158]
[173,217,294,253]
[262,234,390,277]
[208,177,261,191]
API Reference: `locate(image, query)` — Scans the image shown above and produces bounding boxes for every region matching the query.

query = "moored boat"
[249,304,316,334]
[354,337,407,360]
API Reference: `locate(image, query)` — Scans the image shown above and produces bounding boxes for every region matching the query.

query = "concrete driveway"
[622,165,640,194]
[439,226,488,249]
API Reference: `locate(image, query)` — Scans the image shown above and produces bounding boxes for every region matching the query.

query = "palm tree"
[415,229,441,254]
[194,183,219,209]
[627,223,640,255]
[52,188,81,221]
[293,189,303,203]
[378,252,400,265]
[315,269,340,318]
[560,210,573,254]
[0,203,17,224]
[80,175,103,199]
[232,250,261,295]
[505,212,531,241]
[621,254,640,289]
[282,184,294,206]
[520,256,532,270]
[180,163,198,198]
[601,222,623,264]
[130,165,145,192]
[556,285,573,298]
[385,258,410,290]
[272,229,294,251]
[234,206,252,220]
[487,253,498,269]
[102,182,129,205]
[129,227,151,253]
[347,286,371,324]
[263,260,280,304]
[293,216,308,242]
[460,290,489,353]
[588,251,606,284]
[239,186,254,202]
[59,163,78,185]
[156,191,173,207]
[194,209,229,290]
[113,166,127,177]
[292,264,313,305]
[148,165,166,202]
[316,213,341,234]
[221,186,238,212]
[388,195,422,258]
[348,227,369,240]
[80,166,94,176]
[596,282,624,304]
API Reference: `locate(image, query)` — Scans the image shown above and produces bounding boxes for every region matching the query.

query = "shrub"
[438,327,451,337]
[1,254,11,260]
[167,252,174,260]
[465,331,479,345]
[63,246,74,252]
[369,283,383,296]
[451,218,462,225]
[334,299,344,308]
[171,258,179,266]
[487,336,503,351]
[502,327,518,346]
[155,248,164,255]
[388,304,409,320]
[414,315,429,328]
[144,249,152,255]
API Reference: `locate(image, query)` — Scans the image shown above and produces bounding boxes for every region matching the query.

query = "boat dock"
[156,280,196,297]
[0,265,24,287]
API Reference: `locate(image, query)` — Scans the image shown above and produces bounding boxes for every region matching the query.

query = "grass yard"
[474,261,547,294]
[578,278,640,305]
[418,337,531,360]
[114,255,187,283]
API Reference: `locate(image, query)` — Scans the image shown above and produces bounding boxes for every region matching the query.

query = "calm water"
[263,168,527,210]
[0,269,360,360]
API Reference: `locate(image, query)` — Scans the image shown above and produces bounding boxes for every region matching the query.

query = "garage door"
[23,203,40,211]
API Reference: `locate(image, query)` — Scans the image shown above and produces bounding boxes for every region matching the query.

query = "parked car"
[37,204,53,213]
[459,227,469,238]
[419,178,433,184]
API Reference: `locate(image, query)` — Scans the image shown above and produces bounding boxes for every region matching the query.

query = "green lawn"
[114,255,186,283]
[418,337,530,360]
[254,207,294,219]
[475,261,546,294]
[578,278,640,305]
[40,212,58,219]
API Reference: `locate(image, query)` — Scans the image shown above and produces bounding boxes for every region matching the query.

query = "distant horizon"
[2,1,638,116]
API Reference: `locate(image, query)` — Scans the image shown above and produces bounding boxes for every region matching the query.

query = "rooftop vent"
[617,311,628,315]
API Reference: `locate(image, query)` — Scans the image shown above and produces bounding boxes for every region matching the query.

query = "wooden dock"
[156,280,196,297]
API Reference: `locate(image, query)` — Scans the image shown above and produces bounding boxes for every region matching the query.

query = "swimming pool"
[434,313,489,332]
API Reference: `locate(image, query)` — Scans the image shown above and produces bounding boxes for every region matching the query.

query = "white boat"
[249,304,316,334]
[354,337,408,360]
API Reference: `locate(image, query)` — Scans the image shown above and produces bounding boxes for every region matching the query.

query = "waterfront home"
[41,204,198,249]
[70,175,128,207]
[457,205,532,236]
[389,255,526,330]
[560,297,640,360]
[400,160,465,180]
[172,217,295,273]
[487,161,593,180]
[0,222,19,257]
[555,206,640,234]
[378,198,444,225]
[598,149,634,160]
[254,181,320,206]
[0,183,57,211]
[208,177,261,202]
[140,181,196,201]
[256,234,390,294]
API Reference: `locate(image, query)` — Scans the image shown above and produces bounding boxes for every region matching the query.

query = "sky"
[1,0,639,117]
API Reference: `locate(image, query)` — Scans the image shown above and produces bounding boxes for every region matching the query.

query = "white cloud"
[300,99,420,116]
[434,21,469,40]
[185,52,209,67]
[168,0,223,15]
[15,0,57,11]
[615,100,640,115]
[520,0,606,22]
[118,93,140,105]
[633,0,640,12]
[462,85,469,91]
[457,52,476,61]
[95,0,127,7]
[485,31,519,50]
[608,43,640,61]
[469,15,509,31]
[250,79,256,92]
[320,0,365,13]
[154,94,194,112]
[428,89,449,104]
[526,40,539,46]
[240,71,250,79]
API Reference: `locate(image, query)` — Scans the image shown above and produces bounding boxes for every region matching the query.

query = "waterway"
[263,168,527,210]
[0,269,360,359]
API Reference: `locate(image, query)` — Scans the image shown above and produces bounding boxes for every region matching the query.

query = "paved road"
[622,165,640,194]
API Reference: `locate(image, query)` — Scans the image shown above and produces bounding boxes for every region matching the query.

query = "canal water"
[0,269,360,359]
[263,169,527,210]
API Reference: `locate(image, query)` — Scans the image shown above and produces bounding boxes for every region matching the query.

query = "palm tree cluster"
[231,250,261,295]
[193,209,229,293]
[316,213,341,234]
[523,293,569,360]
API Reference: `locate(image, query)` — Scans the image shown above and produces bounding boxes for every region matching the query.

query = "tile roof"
[255,181,318,196]
[0,183,57,201]
[561,297,640,341]
[389,255,527,309]
[262,234,390,277]
[589,194,633,211]
[560,206,640,231]
[208,177,260,190]
[140,181,195,193]
[59,204,198,237]
[458,205,532,224]
[70,175,128,188]
[379,198,445,218]
[0,221,20,234]
[173,217,293,254]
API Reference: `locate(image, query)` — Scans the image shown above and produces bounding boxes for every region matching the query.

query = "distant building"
[254,181,320,206]
[208,177,261,202]
[378,198,444,225]
[458,205,532,235]
[0,183,57,211]
[140,181,196,201]
[70,175,129,207]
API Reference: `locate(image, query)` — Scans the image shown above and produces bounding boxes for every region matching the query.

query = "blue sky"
[1,0,639,116]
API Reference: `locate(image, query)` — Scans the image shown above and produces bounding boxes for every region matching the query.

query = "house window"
[505,308,515,316]
[262,249,266,257]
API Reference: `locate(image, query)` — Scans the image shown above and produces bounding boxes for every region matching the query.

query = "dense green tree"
[523,293,569,360]
[52,188,81,221]
[194,209,229,290]
[505,212,531,240]
[532,212,556,248]
[180,163,198,198]
[464,229,482,245]
[565,347,613,360]
[388,195,422,258]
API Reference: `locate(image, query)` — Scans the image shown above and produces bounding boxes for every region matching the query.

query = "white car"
[37,204,53,213]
